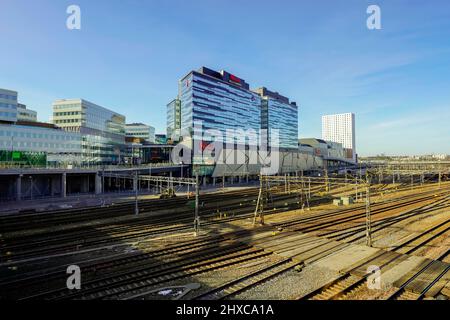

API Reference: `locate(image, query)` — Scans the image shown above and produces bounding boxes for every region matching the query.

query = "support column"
[133,174,138,192]
[16,174,22,201]
[213,177,216,186]
[95,172,102,195]
[81,176,89,193]
[62,173,67,198]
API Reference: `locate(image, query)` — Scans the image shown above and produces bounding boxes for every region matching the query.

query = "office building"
[254,87,298,149]
[125,123,155,143]
[0,88,18,123]
[166,98,181,141]
[299,138,344,159]
[0,121,82,166]
[322,113,356,162]
[179,67,261,145]
[17,104,37,122]
[52,99,126,164]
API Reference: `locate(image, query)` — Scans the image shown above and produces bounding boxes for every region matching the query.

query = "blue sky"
[0,0,449,156]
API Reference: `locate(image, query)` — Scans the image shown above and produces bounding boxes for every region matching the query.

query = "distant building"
[17,104,37,122]
[125,123,155,143]
[179,67,261,145]
[52,99,126,165]
[322,113,356,162]
[155,134,168,145]
[166,98,181,141]
[0,121,81,166]
[254,87,298,149]
[299,138,343,159]
[0,89,82,166]
[0,88,18,123]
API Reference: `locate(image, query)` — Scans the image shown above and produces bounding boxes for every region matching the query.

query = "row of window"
[18,112,37,118]
[0,130,79,140]
[53,104,82,110]
[0,112,16,118]
[0,102,16,109]
[54,111,82,116]
[54,119,82,124]
[0,141,80,149]
[0,94,17,100]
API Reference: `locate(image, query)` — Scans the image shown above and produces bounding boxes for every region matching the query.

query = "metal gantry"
[100,172,200,236]
[253,174,373,247]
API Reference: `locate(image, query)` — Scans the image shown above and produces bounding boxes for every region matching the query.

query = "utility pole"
[29,176,33,200]
[194,174,200,236]
[102,166,105,194]
[253,175,265,226]
[134,170,139,215]
[308,177,311,200]
[365,177,372,247]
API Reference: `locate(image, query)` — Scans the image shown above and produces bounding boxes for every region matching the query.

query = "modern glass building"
[0,121,82,166]
[255,87,298,150]
[17,104,37,122]
[179,67,261,145]
[0,88,18,123]
[125,123,155,143]
[52,99,126,165]
[166,98,181,141]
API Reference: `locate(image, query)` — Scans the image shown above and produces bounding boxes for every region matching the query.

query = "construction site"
[0,161,449,301]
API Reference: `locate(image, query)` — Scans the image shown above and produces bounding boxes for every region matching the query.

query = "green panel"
[0,150,47,166]
[12,151,21,160]
[192,165,214,176]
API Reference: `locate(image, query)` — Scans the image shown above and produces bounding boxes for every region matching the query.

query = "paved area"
[0,182,259,215]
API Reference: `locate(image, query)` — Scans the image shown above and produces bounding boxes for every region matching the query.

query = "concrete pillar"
[16,175,22,201]
[51,176,58,196]
[213,177,216,186]
[246,175,249,183]
[62,173,67,198]
[95,173,102,195]
[81,176,89,193]
[133,175,138,192]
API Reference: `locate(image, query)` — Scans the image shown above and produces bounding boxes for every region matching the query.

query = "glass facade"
[17,104,37,122]
[166,98,181,141]
[125,123,155,143]
[0,88,18,123]
[179,70,261,145]
[261,98,298,149]
[0,123,82,166]
[52,99,126,165]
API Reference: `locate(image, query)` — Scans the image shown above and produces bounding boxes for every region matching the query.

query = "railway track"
[387,249,449,300]
[0,183,447,300]
[296,220,450,300]
[0,182,403,261]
